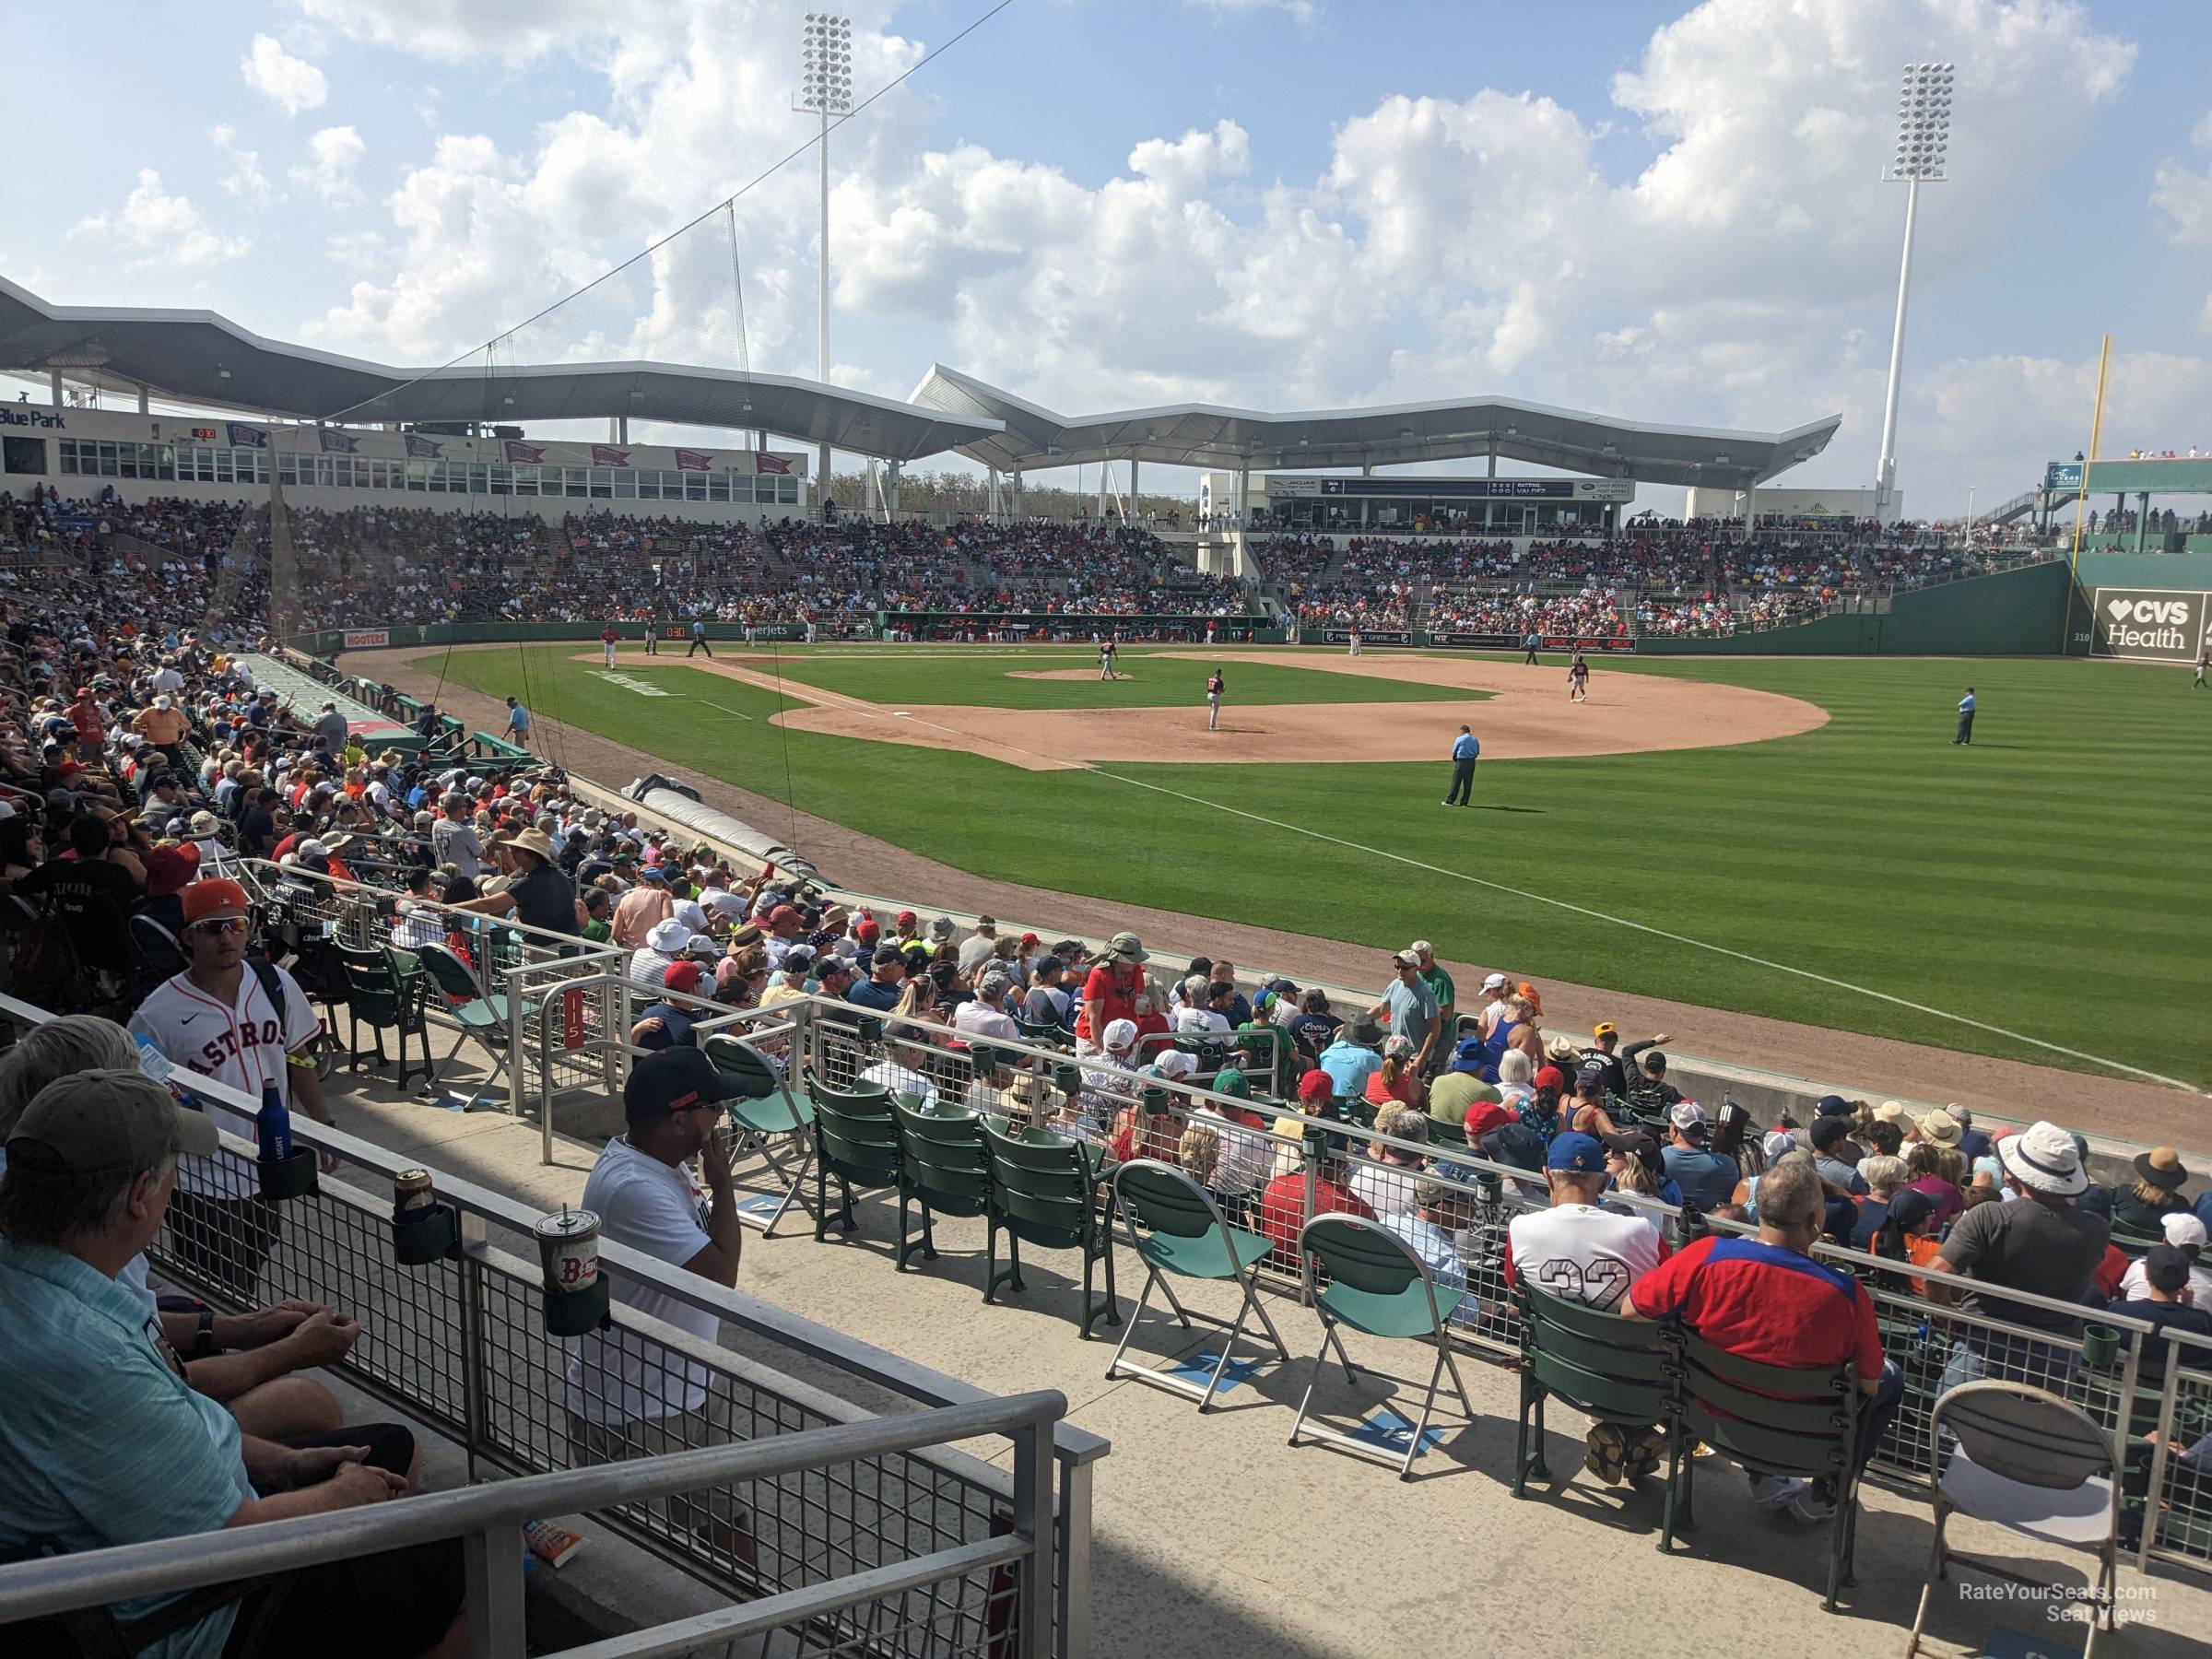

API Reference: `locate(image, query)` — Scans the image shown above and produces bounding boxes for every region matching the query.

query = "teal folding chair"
[1107,1158,1288,1411]
[1288,1214,1477,1478]
[409,939,512,1089]
[702,1032,815,1238]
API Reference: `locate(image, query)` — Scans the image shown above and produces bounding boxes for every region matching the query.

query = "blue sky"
[6,0,2211,512]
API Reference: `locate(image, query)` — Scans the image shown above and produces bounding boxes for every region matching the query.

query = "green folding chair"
[893,1100,993,1273]
[702,1032,815,1238]
[2108,1222,2167,1257]
[808,1077,900,1242]
[982,1116,1119,1338]
[1513,1286,1674,1502]
[410,939,512,1090]
[1663,1331,1864,1611]
[1288,1214,1477,1478]
[1107,1159,1288,1411]
[337,945,434,1089]
[1014,1014,1073,1051]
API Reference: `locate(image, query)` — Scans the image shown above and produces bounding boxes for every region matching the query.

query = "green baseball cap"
[5,1068,218,1186]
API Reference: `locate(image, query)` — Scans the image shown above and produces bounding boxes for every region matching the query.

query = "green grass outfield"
[420,644,2212,1089]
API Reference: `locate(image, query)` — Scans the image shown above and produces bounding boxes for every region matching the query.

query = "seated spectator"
[2112,1245,2212,1381]
[1257,1115,1372,1262]
[1850,1154,1911,1249]
[1659,1101,1735,1208]
[952,970,1021,1041]
[1625,1157,1901,1523]
[1426,1037,1504,1131]
[2116,1213,2212,1305]
[1810,1115,1870,1197]
[1317,1016,1384,1100]
[1620,1047,1683,1119]
[1924,1121,2110,1394]
[565,1047,754,1568]
[1505,1130,1668,1480]
[0,1067,465,1657]
[1376,1177,1475,1301]
[1871,1189,1944,1294]
[1603,1129,1683,1210]
[2112,1147,2194,1231]
[859,1029,941,1110]
[1900,1140,1965,1229]
[1362,1034,1423,1112]
[1347,1101,1428,1218]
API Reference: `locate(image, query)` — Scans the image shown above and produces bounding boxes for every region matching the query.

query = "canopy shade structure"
[0,276,1002,464]
[909,363,1841,489]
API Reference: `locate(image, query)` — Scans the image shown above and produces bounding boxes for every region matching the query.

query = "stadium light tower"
[798,13,852,519]
[1873,60,1953,523]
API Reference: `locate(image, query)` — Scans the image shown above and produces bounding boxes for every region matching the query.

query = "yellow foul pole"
[2061,334,2112,653]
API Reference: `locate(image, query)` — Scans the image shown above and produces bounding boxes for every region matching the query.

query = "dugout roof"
[910,363,1841,488]
[0,276,1001,464]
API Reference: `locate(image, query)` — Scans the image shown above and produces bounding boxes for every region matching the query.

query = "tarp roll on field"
[628,783,823,889]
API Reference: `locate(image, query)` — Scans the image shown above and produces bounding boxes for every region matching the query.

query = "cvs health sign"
[2090,587,2208,662]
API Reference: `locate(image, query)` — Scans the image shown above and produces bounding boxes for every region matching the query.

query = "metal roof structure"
[0,276,1002,464]
[910,363,1841,489]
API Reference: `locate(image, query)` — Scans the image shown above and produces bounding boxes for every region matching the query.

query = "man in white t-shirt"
[859,1030,941,1111]
[129,877,332,1300]
[951,971,1020,1043]
[564,1047,754,1562]
[1503,1131,1668,1484]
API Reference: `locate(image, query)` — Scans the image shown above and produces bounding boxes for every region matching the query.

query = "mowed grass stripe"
[759,651,1488,711]
[422,646,2212,1087]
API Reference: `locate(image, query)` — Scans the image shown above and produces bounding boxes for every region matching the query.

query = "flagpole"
[2060,333,2111,653]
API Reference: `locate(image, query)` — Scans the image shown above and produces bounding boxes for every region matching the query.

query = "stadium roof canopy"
[910,363,1841,489]
[0,276,1002,464]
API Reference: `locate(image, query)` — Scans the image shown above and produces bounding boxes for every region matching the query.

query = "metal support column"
[2136,492,2150,552]
[888,458,900,516]
[1013,467,1025,516]
[1743,481,1756,537]
[1874,175,1921,520]
[137,384,149,415]
[1096,462,1108,520]
[50,370,63,406]
[1487,443,1497,479]
[1128,453,1139,522]
[616,416,629,444]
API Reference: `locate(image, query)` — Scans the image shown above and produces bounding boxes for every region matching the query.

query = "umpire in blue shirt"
[1444,725,1480,806]
[1954,687,1975,746]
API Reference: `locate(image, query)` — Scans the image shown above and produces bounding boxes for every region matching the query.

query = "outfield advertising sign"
[2089,587,2209,661]
[2043,461,2084,493]
[1425,631,1636,653]
[341,629,390,648]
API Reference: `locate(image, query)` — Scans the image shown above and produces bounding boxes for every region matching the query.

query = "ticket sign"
[2044,461,2084,492]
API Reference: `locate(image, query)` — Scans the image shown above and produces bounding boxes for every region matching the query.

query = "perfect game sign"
[2089,588,2210,663]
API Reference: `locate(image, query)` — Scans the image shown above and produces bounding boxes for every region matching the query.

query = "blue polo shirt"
[1452,732,1479,760]
[0,1238,254,1658]
[1317,1038,1382,1100]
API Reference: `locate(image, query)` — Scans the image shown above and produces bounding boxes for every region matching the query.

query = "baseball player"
[1206,670,1225,731]
[1568,649,1589,702]
[2194,640,2206,689]
[600,621,620,669]
[1523,629,1541,665]
[1347,625,1362,658]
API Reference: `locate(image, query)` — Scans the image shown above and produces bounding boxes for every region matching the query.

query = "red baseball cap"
[1462,1100,1516,1140]
[663,960,703,994]
[854,917,881,942]
[1297,1069,1335,1104]
[1533,1065,1567,1094]
[895,910,917,927]
[182,877,252,925]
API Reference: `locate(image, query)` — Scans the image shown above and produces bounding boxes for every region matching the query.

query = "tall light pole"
[798,13,852,521]
[1874,61,1952,524]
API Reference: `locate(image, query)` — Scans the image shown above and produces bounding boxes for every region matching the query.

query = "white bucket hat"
[644,917,690,954]
[1995,1120,2088,1196]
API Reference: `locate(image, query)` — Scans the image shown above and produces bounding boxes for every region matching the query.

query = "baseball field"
[404,641,2212,1092]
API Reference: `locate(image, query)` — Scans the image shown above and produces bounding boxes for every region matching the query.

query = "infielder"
[1206,670,1225,731]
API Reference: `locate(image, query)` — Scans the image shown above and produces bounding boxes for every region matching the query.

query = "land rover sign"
[2089,587,2209,662]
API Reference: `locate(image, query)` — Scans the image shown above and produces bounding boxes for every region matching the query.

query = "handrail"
[0,1391,1066,1640]
[0,990,1112,1467]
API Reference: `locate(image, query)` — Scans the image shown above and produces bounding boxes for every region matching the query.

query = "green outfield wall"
[1637,559,2071,657]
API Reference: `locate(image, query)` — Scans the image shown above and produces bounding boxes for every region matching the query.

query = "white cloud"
[2151,110,2212,246]
[1185,0,1320,25]
[291,0,2155,509]
[242,32,328,115]
[211,124,276,206]
[70,171,249,267]
[292,124,368,206]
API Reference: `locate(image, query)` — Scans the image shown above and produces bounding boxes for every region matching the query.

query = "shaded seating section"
[1513,1286,1673,1502]
[337,944,435,1090]
[1107,1159,1288,1411]
[702,1032,816,1237]
[894,1101,993,1274]
[982,1115,1119,1339]
[808,1077,899,1241]
[1288,1214,1476,1478]
[1663,1332,1864,1611]
[410,940,512,1090]
[1906,1381,2120,1658]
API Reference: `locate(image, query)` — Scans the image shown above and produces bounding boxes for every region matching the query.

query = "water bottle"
[256,1078,292,1162]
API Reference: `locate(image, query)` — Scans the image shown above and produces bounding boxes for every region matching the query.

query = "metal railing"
[0,991,1105,1657]
[767,992,2212,1576]
[0,1392,1066,1658]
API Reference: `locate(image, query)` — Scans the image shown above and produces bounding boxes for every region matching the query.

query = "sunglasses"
[187,917,248,936]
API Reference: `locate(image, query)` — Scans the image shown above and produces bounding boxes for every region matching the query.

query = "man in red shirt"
[1257,1108,1371,1265]
[1623,1158,1900,1523]
[600,622,621,669]
[68,687,106,759]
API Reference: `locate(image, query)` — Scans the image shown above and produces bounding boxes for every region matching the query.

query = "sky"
[6,0,2212,514]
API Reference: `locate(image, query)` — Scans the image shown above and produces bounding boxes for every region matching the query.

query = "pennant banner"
[404,433,442,459]
[590,444,631,467]
[674,448,712,472]
[226,422,267,449]
[503,439,546,465]
[317,428,359,453]
[752,452,792,476]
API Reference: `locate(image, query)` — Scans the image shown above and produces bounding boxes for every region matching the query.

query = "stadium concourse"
[5,551,2212,1659]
